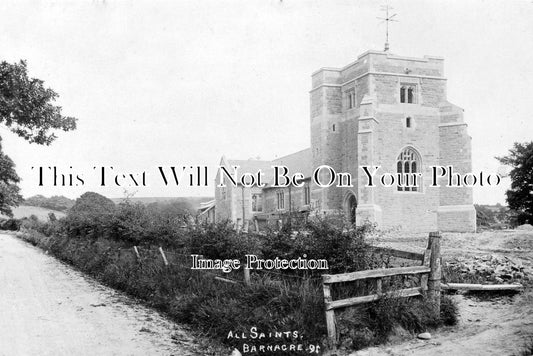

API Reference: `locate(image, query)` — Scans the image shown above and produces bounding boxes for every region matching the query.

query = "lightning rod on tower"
[377,3,398,52]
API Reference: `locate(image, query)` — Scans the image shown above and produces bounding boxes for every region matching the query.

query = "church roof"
[221,147,312,188]
[272,148,312,178]
[224,158,275,183]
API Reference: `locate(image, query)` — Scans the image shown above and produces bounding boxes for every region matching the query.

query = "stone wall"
[215,50,476,233]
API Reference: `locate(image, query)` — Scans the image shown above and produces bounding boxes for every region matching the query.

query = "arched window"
[397,147,421,192]
[407,87,415,103]
[346,89,356,109]
[400,84,417,104]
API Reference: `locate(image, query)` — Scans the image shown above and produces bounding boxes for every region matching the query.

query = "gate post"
[427,231,442,317]
[322,277,336,349]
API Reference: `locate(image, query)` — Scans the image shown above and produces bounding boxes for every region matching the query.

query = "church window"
[408,87,415,103]
[400,84,417,104]
[277,191,285,210]
[346,90,356,109]
[252,193,262,212]
[406,117,412,128]
[397,147,421,192]
[304,184,311,205]
[221,186,226,200]
[332,124,336,132]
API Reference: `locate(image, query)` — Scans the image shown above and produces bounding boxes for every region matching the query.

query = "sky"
[0,0,532,204]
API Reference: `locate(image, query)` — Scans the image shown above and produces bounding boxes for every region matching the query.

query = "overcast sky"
[1,0,532,204]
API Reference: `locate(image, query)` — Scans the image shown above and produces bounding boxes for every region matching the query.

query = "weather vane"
[377,3,398,52]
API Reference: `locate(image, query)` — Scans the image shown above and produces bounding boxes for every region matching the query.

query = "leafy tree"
[475,204,495,228]
[497,141,533,225]
[24,194,75,211]
[0,137,22,216]
[0,60,76,144]
[69,192,116,215]
[0,60,76,215]
[65,192,115,238]
[147,199,193,221]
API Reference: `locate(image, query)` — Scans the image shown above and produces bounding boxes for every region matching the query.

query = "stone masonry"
[215,50,476,233]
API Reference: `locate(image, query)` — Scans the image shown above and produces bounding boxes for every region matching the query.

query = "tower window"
[397,147,421,192]
[406,117,412,128]
[407,87,415,103]
[346,89,356,109]
[400,84,417,104]
[332,124,336,132]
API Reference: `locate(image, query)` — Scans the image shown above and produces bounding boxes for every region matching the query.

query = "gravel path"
[0,233,203,356]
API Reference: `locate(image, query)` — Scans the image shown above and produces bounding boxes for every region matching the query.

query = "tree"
[69,192,116,215]
[0,137,22,217]
[24,194,75,211]
[0,60,76,144]
[65,192,116,238]
[496,141,533,225]
[0,60,77,215]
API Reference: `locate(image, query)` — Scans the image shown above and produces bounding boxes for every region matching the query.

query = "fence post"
[322,277,336,349]
[159,246,169,266]
[133,246,140,260]
[244,263,251,286]
[427,231,441,317]
[376,277,383,296]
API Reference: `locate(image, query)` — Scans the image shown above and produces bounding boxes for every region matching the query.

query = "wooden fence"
[322,231,442,348]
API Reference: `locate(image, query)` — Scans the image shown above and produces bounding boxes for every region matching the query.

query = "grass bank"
[10,195,459,354]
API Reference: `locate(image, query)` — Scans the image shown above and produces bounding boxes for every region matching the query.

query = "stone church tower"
[310,50,476,232]
[214,50,476,233]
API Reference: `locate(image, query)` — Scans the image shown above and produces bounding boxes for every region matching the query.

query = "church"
[208,49,477,233]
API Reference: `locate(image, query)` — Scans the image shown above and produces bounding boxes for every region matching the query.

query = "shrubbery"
[0,217,21,230]
[338,293,458,350]
[15,192,459,354]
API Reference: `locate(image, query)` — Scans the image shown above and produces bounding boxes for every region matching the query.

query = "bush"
[189,221,262,260]
[519,337,533,356]
[440,295,459,326]
[338,294,458,350]
[63,192,116,239]
[261,218,379,275]
[17,192,459,354]
[0,218,21,230]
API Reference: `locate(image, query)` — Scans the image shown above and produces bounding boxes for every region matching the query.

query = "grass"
[19,229,327,355]
[16,216,460,355]
[336,292,458,351]
[519,337,533,356]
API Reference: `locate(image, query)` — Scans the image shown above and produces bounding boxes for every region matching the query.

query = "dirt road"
[0,233,203,356]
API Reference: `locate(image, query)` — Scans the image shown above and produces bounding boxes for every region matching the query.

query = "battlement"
[311,50,445,90]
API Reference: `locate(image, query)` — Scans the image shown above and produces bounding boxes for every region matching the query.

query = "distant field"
[1,205,66,221]
[111,196,213,210]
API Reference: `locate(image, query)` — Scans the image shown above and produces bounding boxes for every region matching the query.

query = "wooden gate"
[322,231,442,347]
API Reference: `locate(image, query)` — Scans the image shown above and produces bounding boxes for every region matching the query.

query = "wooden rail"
[322,231,441,349]
[322,265,430,284]
[370,246,425,262]
[442,283,523,291]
